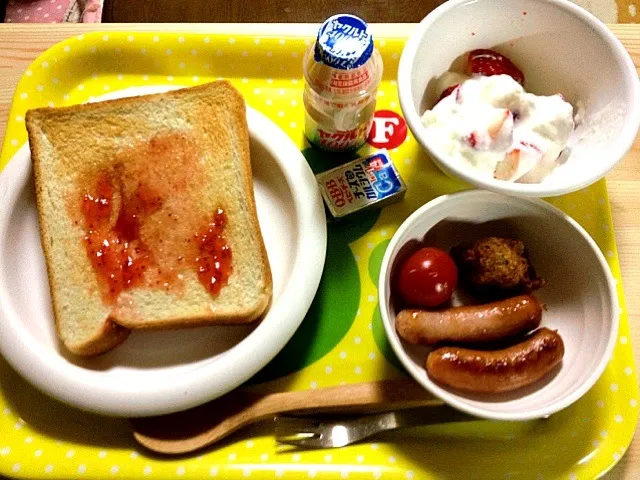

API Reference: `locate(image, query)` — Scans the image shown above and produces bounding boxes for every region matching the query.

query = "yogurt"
[421,74,574,183]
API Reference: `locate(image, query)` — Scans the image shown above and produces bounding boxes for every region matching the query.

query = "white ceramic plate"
[0,86,327,417]
[379,190,618,421]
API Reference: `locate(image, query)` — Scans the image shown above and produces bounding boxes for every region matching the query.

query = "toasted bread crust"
[27,110,66,352]
[223,82,273,317]
[26,81,272,355]
[67,319,131,357]
[111,301,269,330]
[27,109,132,357]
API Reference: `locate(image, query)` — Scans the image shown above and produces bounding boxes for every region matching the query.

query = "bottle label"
[305,112,372,152]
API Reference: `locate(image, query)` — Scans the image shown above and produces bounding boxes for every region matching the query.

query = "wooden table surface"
[101,0,446,22]
[0,23,638,479]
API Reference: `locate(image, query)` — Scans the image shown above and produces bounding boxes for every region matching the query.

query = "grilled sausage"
[396,294,542,345]
[425,328,564,393]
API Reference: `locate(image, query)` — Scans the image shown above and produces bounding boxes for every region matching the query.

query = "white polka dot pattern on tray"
[0,31,636,480]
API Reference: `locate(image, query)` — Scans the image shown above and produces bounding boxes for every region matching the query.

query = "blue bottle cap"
[314,14,374,70]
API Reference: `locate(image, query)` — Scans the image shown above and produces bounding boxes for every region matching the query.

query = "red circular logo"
[367,110,408,149]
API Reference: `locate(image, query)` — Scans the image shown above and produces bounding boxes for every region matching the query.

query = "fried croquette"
[451,237,546,296]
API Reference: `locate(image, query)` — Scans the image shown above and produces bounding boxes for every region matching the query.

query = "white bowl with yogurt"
[398,0,640,197]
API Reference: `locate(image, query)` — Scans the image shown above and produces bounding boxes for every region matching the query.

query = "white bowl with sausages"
[378,190,618,421]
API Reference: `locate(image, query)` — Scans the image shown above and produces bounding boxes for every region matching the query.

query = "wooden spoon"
[131,379,438,454]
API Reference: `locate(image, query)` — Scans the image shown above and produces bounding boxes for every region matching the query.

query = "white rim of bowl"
[0,102,327,417]
[378,190,619,421]
[397,0,640,198]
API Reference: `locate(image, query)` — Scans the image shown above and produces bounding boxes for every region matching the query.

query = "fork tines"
[274,416,325,447]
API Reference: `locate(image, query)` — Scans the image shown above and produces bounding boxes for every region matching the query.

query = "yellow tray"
[0,31,637,480]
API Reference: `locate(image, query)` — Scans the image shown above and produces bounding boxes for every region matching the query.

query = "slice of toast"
[26,81,272,356]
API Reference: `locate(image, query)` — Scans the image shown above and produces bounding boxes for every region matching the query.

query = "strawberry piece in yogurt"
[437,84,460,103]
[467,49,525,85]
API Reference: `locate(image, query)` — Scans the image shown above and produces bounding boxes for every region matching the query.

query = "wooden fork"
[131,379,440,455]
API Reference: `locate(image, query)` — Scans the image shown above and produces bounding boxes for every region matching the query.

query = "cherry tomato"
[396,247,458,308]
